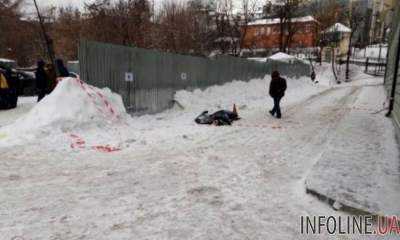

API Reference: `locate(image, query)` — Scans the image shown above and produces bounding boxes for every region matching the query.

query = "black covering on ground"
[195,110,239,126]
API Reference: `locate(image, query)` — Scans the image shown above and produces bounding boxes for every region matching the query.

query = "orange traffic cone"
[233,104,238,115]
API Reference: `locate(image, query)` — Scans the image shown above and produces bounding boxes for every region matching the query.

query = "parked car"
[69,72,79,78]
[16,70,36,96]
[0,67,18,110]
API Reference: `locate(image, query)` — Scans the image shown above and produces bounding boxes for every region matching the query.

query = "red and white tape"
[68,133,121,153]
[75,78,120,121]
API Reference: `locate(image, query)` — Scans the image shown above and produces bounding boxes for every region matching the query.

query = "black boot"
[269,110,274,116]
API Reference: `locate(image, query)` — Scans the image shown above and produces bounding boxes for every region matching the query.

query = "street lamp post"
[32,0,58,76]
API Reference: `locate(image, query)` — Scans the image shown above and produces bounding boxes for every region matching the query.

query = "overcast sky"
[25,0,94,10]
[23,0,183,14]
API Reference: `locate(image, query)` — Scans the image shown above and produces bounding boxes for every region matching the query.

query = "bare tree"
[345,1,364,81]
[0,0,23,59]
[155,1,194,53]
[273,0,304,53]
[0,0,49,66]
[213,0,236,54]
[82,0,152,48]
[52,6,82,60]
[186,0,216,55]
[309,0,342,65]
[236,0,258,55]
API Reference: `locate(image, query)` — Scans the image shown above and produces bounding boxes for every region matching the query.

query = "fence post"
[386,28,400,117]
[365,58,369,73]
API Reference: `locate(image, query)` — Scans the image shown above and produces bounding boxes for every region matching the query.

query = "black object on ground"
[195,109,239,126]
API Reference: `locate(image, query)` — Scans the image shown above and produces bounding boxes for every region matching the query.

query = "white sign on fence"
[181,72,187,81]
[125,72,134,82]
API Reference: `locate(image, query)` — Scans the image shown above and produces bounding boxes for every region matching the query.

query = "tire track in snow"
[276,86,363,177]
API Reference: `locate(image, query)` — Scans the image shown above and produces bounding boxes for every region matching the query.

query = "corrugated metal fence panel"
[79,40,310,114]
[267,59,310,79]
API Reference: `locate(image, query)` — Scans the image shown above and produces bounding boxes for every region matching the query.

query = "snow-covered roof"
[248,57,267,63]
[325,23,351,33]
[268,52,297,61]
[267,52,309,64]
[248,16,317,26]
[0,58,16,63]
[214,37,239,43]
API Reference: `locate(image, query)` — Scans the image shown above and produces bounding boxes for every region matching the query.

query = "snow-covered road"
[0,71,398,239]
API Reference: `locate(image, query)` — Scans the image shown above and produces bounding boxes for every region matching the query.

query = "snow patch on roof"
[214,37,239,43]
[248,16,317,26]
[247,57,267,63]
[268,52,297,61]
[0,58,16,63]
[325,23,351,33]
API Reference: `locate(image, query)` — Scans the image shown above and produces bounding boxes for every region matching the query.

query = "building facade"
[241,16,319,55]
[323,23,352,58]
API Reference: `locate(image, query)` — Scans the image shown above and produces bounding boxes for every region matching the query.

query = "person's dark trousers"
[271,96,282,118]
[37,89,46,102]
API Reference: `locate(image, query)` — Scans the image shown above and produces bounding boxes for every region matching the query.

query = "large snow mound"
[4,78,126,133]
[174,75,326,113]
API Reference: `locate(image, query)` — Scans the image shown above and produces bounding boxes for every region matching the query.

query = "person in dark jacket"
[269,71,287,119]
[311,70,316,82]
[35,60,48,102]
[55,59,70,77]
[45,63,57,93]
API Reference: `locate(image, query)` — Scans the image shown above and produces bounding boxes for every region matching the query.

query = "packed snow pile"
[174,75,326,113]
[1,78,126,134]
[313,63,384,87]
[314,63,336,86]
[174,78,266,112]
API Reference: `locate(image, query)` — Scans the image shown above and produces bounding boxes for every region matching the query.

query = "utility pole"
[32,0,58,76]
[386,24,400,117]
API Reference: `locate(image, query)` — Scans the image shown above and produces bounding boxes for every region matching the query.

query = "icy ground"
[0,65,398,239]
[0,97,36,127]
[306,85,400,217]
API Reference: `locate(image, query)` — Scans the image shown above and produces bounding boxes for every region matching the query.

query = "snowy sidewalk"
[1,70,398,239]
[306,85,400,216]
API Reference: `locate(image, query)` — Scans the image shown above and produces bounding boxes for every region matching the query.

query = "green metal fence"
[384,2,400,128]
[79,40,310,114]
